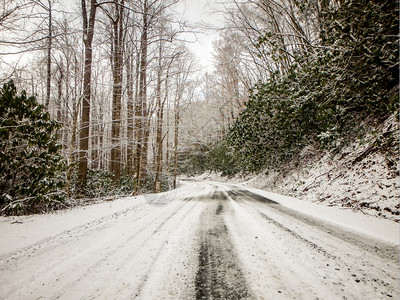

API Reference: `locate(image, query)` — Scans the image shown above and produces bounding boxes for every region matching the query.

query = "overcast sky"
[177,0,224,72]
[0,0,224,72]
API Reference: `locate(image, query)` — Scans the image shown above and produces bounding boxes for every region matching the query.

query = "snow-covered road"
[0,181,399,299]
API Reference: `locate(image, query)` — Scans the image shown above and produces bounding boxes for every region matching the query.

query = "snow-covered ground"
[1,181,398,299]
[198,116,400,222]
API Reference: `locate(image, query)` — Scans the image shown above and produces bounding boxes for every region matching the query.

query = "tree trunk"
[110,0,125,182]
[56,64,63,123]
[67,102,80,197]
[154,62,170,193]
[173,95,180,189]
[78,0,97,188]
[126,53,134,175]
[45,0,52,108]
[153,48,163,193]
[134,0,148,195]
[140,118,150,181]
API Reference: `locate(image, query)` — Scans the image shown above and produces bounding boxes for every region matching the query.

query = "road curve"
[0,182,398,299]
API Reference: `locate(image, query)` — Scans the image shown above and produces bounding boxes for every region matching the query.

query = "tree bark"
[45,0,52,108]
[153,44,163,193]
[78,0,97,188]
[126,52,134,175]
[134,0,148,195]
[110,0,125,182]
[173,94,180,189]
[154,63,171,193]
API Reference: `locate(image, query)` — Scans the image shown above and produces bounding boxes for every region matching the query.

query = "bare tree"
[45,0,52,108]
[133,0,148,194]
[153,32,181,192]
[125,25,139,176]
[78,0,97,187]
[171,50,197,188]
[101,0,125,182]
[0,0,204,197]
[133,0,179,194]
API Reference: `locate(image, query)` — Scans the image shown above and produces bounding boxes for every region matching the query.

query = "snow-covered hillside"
[198,115,400,222]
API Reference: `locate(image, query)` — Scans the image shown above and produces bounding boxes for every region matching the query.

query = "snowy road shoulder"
[212,181,399,246]
[0,196,146,257]
[0,182,197,257]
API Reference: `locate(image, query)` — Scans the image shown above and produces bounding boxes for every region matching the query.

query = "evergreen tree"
[0,81,66,215]
[206,142,239,175]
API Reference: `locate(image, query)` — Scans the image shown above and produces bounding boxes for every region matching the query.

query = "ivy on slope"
[225,0,399,172]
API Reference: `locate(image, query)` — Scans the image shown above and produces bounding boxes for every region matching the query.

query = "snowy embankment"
[198,116,400,222]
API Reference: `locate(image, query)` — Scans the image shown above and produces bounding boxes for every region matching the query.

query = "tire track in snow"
[130,198,199,299]
[228,188,399,262]
[54,198,199,299]
[0,202,151,298]
[195,190,251,299]
[226,187,400,299]
[0,201,148,263]
[0,198,198,299]
[1,182,398,299]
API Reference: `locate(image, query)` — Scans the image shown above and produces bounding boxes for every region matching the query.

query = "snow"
[0,196,147,257]
[196,116,400,222]
[0,183,203,299]
[218,182,399,246]
[0,180,399,299]
[0,182,202,257]
[1,179,398,257]
[219,185,399,299]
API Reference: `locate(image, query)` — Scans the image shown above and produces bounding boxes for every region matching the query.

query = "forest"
[0,0,398,215]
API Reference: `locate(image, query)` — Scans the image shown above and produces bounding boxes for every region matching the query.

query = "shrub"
[0,81,65,215]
